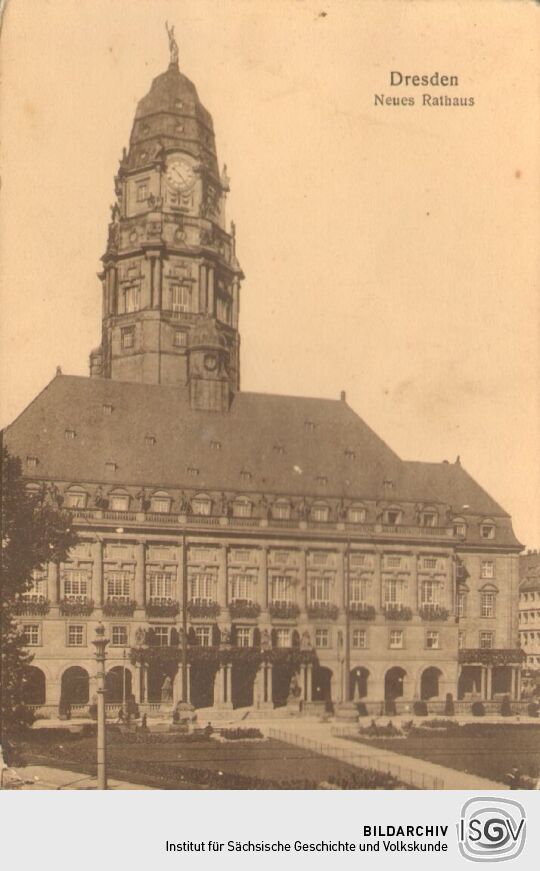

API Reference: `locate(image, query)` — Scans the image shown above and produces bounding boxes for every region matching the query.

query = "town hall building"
[5,39,524,718]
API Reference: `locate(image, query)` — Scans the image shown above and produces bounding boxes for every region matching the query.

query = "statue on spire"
[165,21,179,66]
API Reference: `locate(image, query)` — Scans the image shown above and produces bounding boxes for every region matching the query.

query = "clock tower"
[90,31,243,412]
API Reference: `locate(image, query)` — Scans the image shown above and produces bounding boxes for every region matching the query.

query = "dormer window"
[26,456,39,469]
[273,444,285,455]
[192,494,212,516]
[150,491,171,514]
[316,475,328,486]
[64,488,88,509]
[65,429,76,440]
[240,470,252,482]
[187,467,199,478]
[304,420,316,432]
[345,449,356,460]
[480,522,495,540]
[109,491,130,512]
[136,181,148,202]
[272,499,291,521]
[311,503,329,523]
[420,510,437,528]
[145,435,156,447]
[232,497,252,519]
[210,440,222,452]
[453,519,467,537]
[105,462,117,473]
[384,508,402,526]
[103,403,114,415]
[348,505,366,524]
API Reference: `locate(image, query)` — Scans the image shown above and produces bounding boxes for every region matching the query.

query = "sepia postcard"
[1,1,539,858]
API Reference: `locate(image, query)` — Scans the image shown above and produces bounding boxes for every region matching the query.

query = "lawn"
[347,723,540,785]
[15,727,406,790]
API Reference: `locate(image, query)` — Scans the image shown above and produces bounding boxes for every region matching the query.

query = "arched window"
[108,489,130,512]
[232,497,252,518]
[348,503,366,524]
[272,499,291,521]
[311,502,329,523]
[64,486,88,509]
[192,493,212,516]
[150,490,171,514]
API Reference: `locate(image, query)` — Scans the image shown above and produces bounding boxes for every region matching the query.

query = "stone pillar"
[92,541,103,607]
[225,664,232,705]
[156,258,163,310]
[306,663,313,702]
[480,667,487,700]
[486,665,493,701]
[511,667,518,701]
[217,545,228,607]
[208,266,215,315]
[266,663,273,706]
[299,549,308,611]
[187,665,192,704]
[214,666,224,705]
[516,668,522,701]
[232,278,240,329]
[260,546,268,609]
[412,550,419,612]
[135,542,145,607]
[338,547,346,610]
[133,663,142,703]
[141,664,148,704]
[47,679,62,707]
[374,551,383,610]
[48,561,59,605]
[299,663,307,700]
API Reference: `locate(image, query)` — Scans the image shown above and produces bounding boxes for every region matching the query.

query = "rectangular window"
[311,552,329,566]
[309,577,331,606]
[229,574,254,602]
[386,556,402,569]
[271,575,292,604]
[232,500,252,518]
[384,579,403,606]
[233,550,252,563]
[421,512,437,527]
[111,625,128,647]
[275,629,290,648]
[385,510,402,525]
[124,286,140,313]
[171,284,191,312]
[350,553,368,568]
[65,492,87,509]
[22,624,40,646]
[479,631,494,649]
[480,561,495,579]
[105,570,131,602]
[192,498,211,516]
[481,592,496,618]
[348,507,365,524]
[457,592,467,617]
[453,522,466,536]
[67,625,84,647]
[235,627,251,648]
[421,580,440,606]
[136,182,148,202]
[195,626,211,647]
[150,497,170,514]
[423,557,438,570]
[273,502,291,520]
[458,631,465,649]
[315,628,329,648]
[63,569,89,601]
[23,569,47,601]
[389,629,403,649]
[352,628,367,649]
[147,571,174,602]
[349,578,368,604]
[189,570,216,603]
[426,630,440,649]
[480,525,495,540]
[312,505,329,522]
[173,329,187,347]
[121,326,135,349]
[153,627,169,647]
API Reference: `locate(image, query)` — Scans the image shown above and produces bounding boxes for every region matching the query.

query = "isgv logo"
[457,797,526,862]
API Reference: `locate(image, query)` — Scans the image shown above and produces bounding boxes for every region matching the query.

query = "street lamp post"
[92,623,109,789]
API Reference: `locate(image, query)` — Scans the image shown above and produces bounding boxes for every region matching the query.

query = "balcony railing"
[15,598,51,616]
[187,601,221,618]
[102,599,137,616]
[59,598,94,616]
[347,603,376,621]
[383,604,413,621]
[229,600,261,618]
[307,602,339,620]
[419,604,450,621]
[146,597,179,617]
[268,602,300,619]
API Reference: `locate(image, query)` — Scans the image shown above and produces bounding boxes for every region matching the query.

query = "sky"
[1,0,539,547]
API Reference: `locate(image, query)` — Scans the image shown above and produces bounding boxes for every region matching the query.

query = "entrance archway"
[420,667,442,701]
[147,663,176,703]
[349,667,369,700]
[61,666,90,705]
[105,666,132,704]
[312,666,332,703]
[190,662,217,709]
[272,662,297,707]
[22,666,46,705]
[231,661,258,709]
[384,667,406,701]
[458,666,482,699]
[493,666,512,697]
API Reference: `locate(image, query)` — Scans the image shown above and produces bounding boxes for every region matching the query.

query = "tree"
[1,445,77,737]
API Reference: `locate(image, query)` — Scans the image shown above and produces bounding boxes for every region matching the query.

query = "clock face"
[204,353,218,372]
[166,158,195,191]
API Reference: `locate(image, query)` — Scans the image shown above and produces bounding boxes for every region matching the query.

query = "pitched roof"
[4,374,521,546]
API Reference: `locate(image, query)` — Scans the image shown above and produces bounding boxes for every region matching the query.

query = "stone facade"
[6,52,524,718]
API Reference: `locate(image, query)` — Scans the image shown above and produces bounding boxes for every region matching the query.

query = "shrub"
[471,701,485,717]
[220,727,263,740]
[444,693,455,716]
[527,701,539,718]
[413,701,428,716]
[500,695,512,717]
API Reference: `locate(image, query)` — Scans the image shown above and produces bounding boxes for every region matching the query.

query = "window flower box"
[59,598,94,616]
[146,600,180,617]
[229,601,261,619]
[307,604,339,620]
[419,605,449,621]
[268,602,300,619]
[383,605,412,621]
[187,601,221,618]
[103,599,137,616]
[347,604,376,621]
[14,599,51,616]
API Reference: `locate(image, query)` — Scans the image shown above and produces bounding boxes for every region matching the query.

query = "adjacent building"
[519,550,540,697]
[4,45,524,717]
